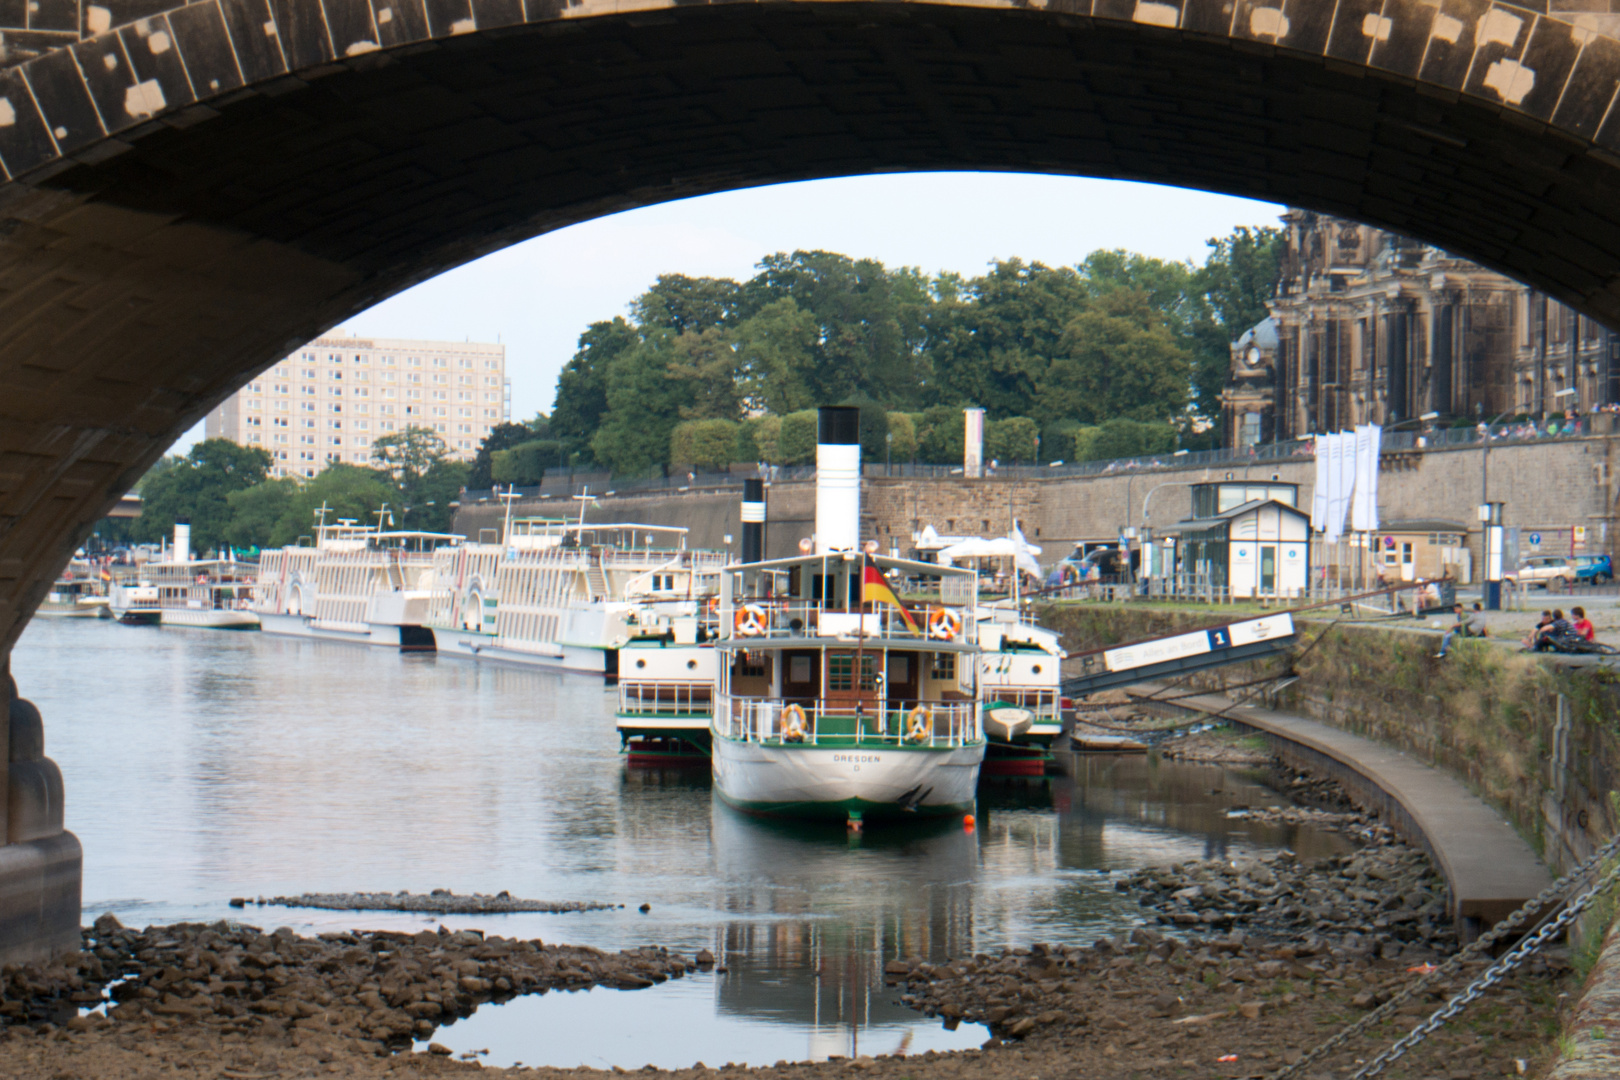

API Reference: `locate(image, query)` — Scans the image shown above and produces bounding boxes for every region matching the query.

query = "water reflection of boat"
[708,801,978,1044]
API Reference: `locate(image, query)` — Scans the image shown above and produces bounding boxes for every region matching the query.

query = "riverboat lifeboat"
[977,603,1066,776]
[425,518,724,678]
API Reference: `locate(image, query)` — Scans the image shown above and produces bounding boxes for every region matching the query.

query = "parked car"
[1575,554,1614,584]
[1507,555,1575,590]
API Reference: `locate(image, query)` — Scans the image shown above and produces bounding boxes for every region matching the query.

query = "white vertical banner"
[1336,429,1356,541]
[1365,423,1381,532]
[1312,434,1330,531]
[964,408,984,480]
[1324,433,1346,543]
[1351,424,1373,532]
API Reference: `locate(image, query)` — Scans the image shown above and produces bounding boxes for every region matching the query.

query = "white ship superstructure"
[977,606,1066,775]
[253,524,458,648]
[425,518,725,676]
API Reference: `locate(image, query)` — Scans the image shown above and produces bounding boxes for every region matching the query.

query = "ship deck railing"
[722,601,976,646]
[618,681,715,717]
[718,697,978,748]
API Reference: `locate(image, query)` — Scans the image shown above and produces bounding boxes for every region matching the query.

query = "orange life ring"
[928,608,962,641]
[782,702,808,743]
[734,604,768,637]
[906,705,931,743]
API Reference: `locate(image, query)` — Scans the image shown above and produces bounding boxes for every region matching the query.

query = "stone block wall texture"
[484,436,1620,568]
[1042,604,1620,876]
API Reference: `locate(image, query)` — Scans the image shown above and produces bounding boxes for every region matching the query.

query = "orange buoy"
[963,814,976,828]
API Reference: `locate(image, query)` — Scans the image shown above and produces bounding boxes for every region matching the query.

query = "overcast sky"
[176,173,1282,454]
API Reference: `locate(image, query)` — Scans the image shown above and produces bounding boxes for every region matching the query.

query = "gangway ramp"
[1061,613,1297,697]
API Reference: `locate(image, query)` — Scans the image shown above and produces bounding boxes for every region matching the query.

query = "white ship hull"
[431,630,609,674]
[711,736,983,821]
[258,611,432,648]
[158,608,260,630]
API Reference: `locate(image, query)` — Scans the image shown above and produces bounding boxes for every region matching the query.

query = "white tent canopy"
[938,530,1042,577]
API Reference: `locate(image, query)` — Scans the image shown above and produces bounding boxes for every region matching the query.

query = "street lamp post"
[1478,410,1514,610]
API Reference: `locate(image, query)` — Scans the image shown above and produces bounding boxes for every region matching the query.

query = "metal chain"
[1351,857,1620,1078]
[1270,830,1620,1080]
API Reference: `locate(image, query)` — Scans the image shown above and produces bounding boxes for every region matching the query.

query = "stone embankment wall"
[458,434,1620,564]
[1040,604,1620,875]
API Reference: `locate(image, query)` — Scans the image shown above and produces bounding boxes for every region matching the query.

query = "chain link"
[1270,831,1620,1080]
[1352,858,1620,1077]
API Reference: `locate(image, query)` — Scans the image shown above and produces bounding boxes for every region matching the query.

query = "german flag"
[862,557,920,634]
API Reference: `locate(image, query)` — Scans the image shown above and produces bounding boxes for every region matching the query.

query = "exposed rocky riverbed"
[0,749,1574,1079]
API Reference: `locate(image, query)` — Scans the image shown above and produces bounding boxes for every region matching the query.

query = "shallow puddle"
[410,976,987,1069]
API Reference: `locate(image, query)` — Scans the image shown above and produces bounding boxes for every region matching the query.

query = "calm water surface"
[18,619,1349,1068]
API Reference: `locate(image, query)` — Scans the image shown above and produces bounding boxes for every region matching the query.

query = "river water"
[17,619,1349,1068]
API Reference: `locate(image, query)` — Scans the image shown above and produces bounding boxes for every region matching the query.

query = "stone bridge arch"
[4,0,1620,956]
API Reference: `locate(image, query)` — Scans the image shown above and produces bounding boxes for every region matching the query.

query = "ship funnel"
[815,406,860,554]
[173,520,192,563]
[741,478,765,564]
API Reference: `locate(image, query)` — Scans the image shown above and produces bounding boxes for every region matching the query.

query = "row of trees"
[523,230,1279,478]
[107,429,469,555]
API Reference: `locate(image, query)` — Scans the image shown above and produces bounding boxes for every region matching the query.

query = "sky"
[175,172,1282,454]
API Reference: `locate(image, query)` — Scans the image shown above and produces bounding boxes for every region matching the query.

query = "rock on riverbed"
[0,915,690,1047]
[233,890,616,915]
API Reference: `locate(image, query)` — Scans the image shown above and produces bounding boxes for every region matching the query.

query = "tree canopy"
[544,228,1280,474]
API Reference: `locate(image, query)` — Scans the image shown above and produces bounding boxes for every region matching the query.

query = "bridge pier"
[0,670,82,965]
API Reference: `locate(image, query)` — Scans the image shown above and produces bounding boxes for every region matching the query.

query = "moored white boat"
[111,559,260,629]
[253,521,458,649]
[977,607,1066,776]
[425,517,724,677]
[709,407,985,827]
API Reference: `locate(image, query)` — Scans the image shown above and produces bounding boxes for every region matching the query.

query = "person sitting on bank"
[1573,606,1597,642]
[1534,609,1575,652]
[1522,611,1554,650]
[1436,603,1486,658]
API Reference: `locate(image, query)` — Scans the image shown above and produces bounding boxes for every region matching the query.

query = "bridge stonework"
[6,0,1620,960]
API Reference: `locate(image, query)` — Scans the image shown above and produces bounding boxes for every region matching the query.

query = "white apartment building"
[206,334,510,479]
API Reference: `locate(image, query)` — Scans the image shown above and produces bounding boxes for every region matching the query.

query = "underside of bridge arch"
[0,0,1619,957]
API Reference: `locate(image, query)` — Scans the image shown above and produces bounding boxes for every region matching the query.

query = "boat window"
[931,652,956,680]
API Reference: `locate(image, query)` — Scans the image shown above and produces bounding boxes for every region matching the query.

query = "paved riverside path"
[1128,687,1552,932]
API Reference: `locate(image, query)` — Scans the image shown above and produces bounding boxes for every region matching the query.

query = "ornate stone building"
[1224,211,1620,447]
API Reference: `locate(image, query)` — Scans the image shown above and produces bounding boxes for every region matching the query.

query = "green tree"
[370,426,461,530]
[1191,225,1284,431]
[1042,290,1192,426]
[589,330,689,475]
[748,415,783,464]
[1070,418,1178,462]
[491,440,565,486]
[915,405,965,465]
[885,412,917,462]
[551,318,637,463]
[776,410,819,466]
[742,251,933,407]
[669,419,741,471]
[631,274,743,334]
[467,422,537,490]
[269,465,397,547]
[224,477,298,550]
[135,438,273,554]
[986,417,1039,463]
[732,298,819,415]
[842,393,890,464]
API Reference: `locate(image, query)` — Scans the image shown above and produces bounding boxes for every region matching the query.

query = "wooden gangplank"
[1061,613,1297,697]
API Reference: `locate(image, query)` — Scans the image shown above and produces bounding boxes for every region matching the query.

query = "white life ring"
[735,605,768,637]
[906,705,931,743]
[783,702,808,743]
[928,608,962,641]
